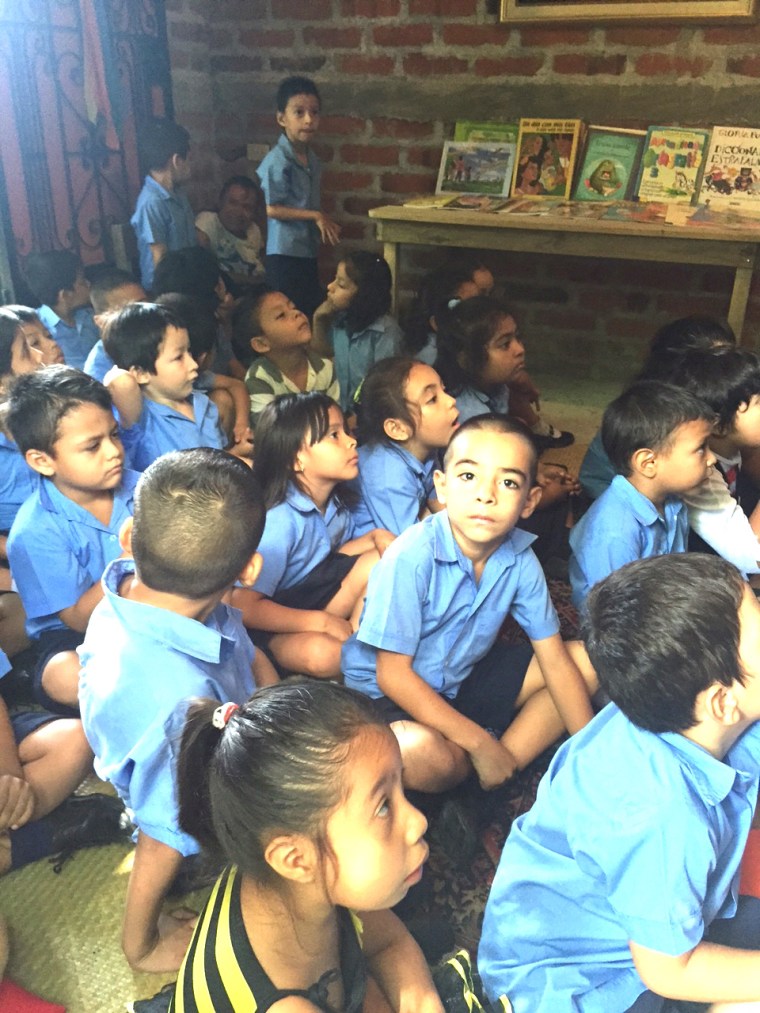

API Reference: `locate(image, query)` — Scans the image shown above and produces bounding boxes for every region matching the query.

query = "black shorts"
[31,627,83,717]
[373,640,534,737]
[272,552,358,612]
[11,709,59,745]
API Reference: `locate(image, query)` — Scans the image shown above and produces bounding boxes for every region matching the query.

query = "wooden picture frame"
[500,0,757,24]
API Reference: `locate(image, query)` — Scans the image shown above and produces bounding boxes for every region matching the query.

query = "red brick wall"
[164,0,760,381]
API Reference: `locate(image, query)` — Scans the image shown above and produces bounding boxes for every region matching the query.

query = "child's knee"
[279,633,342,680]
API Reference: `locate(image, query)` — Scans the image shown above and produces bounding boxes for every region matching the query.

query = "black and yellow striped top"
[169,866,367,1012]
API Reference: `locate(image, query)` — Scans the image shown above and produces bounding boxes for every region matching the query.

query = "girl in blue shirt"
[350,356,459,536]
[234,392,394,679]
[312,251,403,412]
[170,681,439,1013]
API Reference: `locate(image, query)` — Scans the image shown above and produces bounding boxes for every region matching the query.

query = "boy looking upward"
[569,381,715,610]
[79,449,277,973]
[24,250,99,370]
[480,553,760,1012]
[342,415,597,795]
[103,302,226,471]
[256,76,340,320]
[131,118,199,291]
[6,367,138,712]
[232,285,339,424]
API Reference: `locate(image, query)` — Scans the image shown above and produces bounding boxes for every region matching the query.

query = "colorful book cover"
[436,140,516,197]
[634,126,710,204]
[698,126,760,214]
[453,120,520,144]
[572,126,647,202]
[511,119,584,200]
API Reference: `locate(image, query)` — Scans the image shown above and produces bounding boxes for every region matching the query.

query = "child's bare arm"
[208,373,251,445]
[0,699,34,832]
[341,529,396,557]
[377,650,517,789]
[58,579,105,633]
[311,299,336,356]
[149,242,168,271]
[530,634,594,735]
[103,366,143,429]
[630,937,760,1004]
[122,831,196,972]
[252,648,279,687]
[265,205,341,245]
[361,908,444,1013]
[229,587,352,640]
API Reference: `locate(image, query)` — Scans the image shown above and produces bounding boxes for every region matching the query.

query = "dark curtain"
[0,0,174,291]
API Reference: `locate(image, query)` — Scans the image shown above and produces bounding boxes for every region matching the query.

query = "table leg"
[728,249,756,346]
[383,241,399,314]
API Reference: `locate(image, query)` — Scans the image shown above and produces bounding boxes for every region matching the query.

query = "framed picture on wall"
[501,0,756,24]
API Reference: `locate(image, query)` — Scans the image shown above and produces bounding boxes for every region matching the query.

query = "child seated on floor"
[231,392,394,680]
[231,283,339,424]
[82,267,147,382]
[103,302,227,471]
[480,553,760,1013]
[170,681,442,1012]
[3,305,64,366]
[349,356,458,537]
[0,645,128,878]
[78,448,277,973]
[569,381,715,611]
[23,250,99,370]
[312,250,402,413]
[579,314,736,501]
[342,415,597,796]
[6,367,138,713]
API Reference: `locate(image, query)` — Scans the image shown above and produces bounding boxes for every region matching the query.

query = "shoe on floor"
[49,793,132,866]
[532,422,575,451]
[432,948,504,1011]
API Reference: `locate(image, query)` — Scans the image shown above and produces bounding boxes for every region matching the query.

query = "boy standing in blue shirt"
[569,381,715,610]
[24,251,99,370]
[6,367,138,714]
[79,449,277,973]
[480,553,760,1013]
[103,302,226,470]
[130,118,198,291]
[342,415,597,794]
[256,76,341,320]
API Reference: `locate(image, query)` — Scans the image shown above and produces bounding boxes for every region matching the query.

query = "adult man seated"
[196,176,266,289]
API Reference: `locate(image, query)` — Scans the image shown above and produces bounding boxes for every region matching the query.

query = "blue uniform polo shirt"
[130,175,197,289]
[36,305,99,371]
[349,442,434,537]
[7,469,139,638]
[79,558,256,856]
[254,483,354,597]
[118,391,225,472]
[256,134,321,259]
[342,510,559,700]
[454,384,510,424]
[331,313,403,412]
[569,474,689,611]
[479,705,760,1013]
[0,431,36,531]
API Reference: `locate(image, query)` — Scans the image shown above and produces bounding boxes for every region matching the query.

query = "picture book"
[698,126,760,214]
[445,195,512,211]
[634,126,710,204]
[572,126,647,202]
[402,194,456,208]
[436,140,516,197]
[453,121,520,144]
[511,119,584,200]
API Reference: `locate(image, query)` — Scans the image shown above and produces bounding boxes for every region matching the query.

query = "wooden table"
[368,204,760,343]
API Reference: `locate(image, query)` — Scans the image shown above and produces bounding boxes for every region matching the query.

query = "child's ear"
[118,516,134,555]
[520,483,544,520]
[24,448,56,478]
[251,335,270,355]
[384,417,413,443]
[129,364,151,387]
[276,110,287,130]
[264,833,319,884]
[432,468,447,505]
[429,314,438,334]
[238,551,263,589]
[630,447,657,479]
[700,681,742,727]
